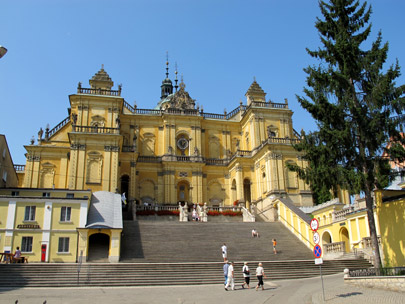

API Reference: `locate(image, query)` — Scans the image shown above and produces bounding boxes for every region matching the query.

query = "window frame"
[60,206,72,222]
[21,236,33,252]
[24,206,36,221]
[58,237,70,253]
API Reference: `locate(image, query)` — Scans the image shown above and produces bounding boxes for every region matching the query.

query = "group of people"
[223,260,266,291]
[221,243,267,291]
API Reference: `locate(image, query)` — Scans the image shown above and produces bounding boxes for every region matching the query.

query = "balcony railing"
[72,125,119,134]
[122,145,135,152]
[48,116,70,139]
[137,156,162,163]
[78,87,121,96]
[14,164,25,172]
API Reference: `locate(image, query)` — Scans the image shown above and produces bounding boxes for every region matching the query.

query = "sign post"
[311,218,325,301]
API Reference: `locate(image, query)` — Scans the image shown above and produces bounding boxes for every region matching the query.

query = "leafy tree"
[291,0,405,269]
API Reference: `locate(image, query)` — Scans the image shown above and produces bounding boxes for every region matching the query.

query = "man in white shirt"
[221,243,227,262]
[225,261,235,290]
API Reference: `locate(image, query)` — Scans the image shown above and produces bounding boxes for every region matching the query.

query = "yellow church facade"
[20,66,312,209]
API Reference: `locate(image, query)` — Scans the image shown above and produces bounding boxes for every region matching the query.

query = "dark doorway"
[243,178,251,204]
[88,233,110,262]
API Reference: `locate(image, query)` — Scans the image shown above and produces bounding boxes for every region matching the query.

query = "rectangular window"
[2,170,7,182]
[58,237,69,253]
[11,191,19,196]
[60,206,71,222]
[66,193,74,199]
[24,206,36,221]
[21,236,33,252]
[42,192,50,198]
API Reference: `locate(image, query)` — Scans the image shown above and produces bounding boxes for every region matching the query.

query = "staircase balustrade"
[324,241,346,254]
[241,207,255,222]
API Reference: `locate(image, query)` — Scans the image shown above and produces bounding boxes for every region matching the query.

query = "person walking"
[221,243,227,262]
[255,262,267,291]
[272,239,277,254]
[223,259,229,286]
[241,262,250,289]
[225,261,235,291]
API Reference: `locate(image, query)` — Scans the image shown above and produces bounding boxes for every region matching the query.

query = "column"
[103,146,111,191]
[76,145,86,190]
[236,166,243,200]
[110,146,119,192]
[58,156,68,188]
[31,156,41,188]
[68,145,78,189]
[42,201,52,262]
[4,201,16,252]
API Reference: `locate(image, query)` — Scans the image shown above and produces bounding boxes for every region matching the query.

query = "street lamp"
[0,46,8,58]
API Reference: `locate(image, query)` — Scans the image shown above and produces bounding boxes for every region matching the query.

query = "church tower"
[160,56,173,99]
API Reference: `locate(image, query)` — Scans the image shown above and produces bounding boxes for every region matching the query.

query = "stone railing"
[72,125,120,134]
[333,206,355,222]
[122,145,135,152]
[78,87,121,96]
[241,207,255,222]
[48,116,70,138]
[14,164,26,172]
[324,241,345,254]
[137,156,162,163]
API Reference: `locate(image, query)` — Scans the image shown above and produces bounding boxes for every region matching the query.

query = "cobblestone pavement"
[0,274,403,304]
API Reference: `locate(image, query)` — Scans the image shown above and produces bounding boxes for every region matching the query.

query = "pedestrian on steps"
[221,243,227,262]
[223,259,229,286]
[272,239,277,254]
[225,261,235,291]
[255,262,267,291]
[241,262,250,289]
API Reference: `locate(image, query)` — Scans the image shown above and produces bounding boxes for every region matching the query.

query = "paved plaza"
[0,273,403,304]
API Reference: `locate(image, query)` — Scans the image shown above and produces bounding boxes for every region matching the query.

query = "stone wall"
[344,277,405,293]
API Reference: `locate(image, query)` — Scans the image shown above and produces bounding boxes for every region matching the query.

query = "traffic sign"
[313,244,322,258]
[310,218,319,231]
[315,258,323,265]
[313,232,320,245]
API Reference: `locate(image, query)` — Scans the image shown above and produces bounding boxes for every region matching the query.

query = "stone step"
[0,259,372,287]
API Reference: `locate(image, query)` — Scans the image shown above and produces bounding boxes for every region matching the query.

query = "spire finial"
[101,64,104,70]
[174,62,179,91]
[165,51,169,79]
[253,76,256,82]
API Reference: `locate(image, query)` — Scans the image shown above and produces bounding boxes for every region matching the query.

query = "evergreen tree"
[292,0,405,269]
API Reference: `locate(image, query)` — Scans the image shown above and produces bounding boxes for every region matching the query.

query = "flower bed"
[136,210,180,216]
[207,210,242,217]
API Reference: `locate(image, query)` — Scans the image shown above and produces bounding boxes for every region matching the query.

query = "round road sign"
[313,244,322,258]
[310,218,319,231]
[313,232,320,245]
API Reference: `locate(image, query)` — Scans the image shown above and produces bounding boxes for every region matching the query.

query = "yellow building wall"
[12,231,43,262]
[51,203,82,230]
[49,231,78,263]
[376,192,405,267]
[14,202,45,229]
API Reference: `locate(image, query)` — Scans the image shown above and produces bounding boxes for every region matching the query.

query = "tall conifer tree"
[292,0,405,269]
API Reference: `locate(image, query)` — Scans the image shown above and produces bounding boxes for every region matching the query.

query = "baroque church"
[20,62,312,209]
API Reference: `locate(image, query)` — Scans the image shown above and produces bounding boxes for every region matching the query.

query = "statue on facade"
[193,146,199,156]
[72,113,77,125]
[168,146,173,155]
[236,139,240,150]
[38,128,43,142]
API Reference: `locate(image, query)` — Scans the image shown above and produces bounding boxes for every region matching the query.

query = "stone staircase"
[0,220,373,287]
[0,259,372,287]
[120,221,314,262]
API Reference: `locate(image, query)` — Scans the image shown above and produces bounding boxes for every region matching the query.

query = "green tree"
[292,0,405,269]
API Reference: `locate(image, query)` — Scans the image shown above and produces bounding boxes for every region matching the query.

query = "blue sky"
[1,0,405,164]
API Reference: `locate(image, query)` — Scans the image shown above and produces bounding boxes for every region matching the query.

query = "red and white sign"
[310,218,319,232]
[313,231,320,245]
